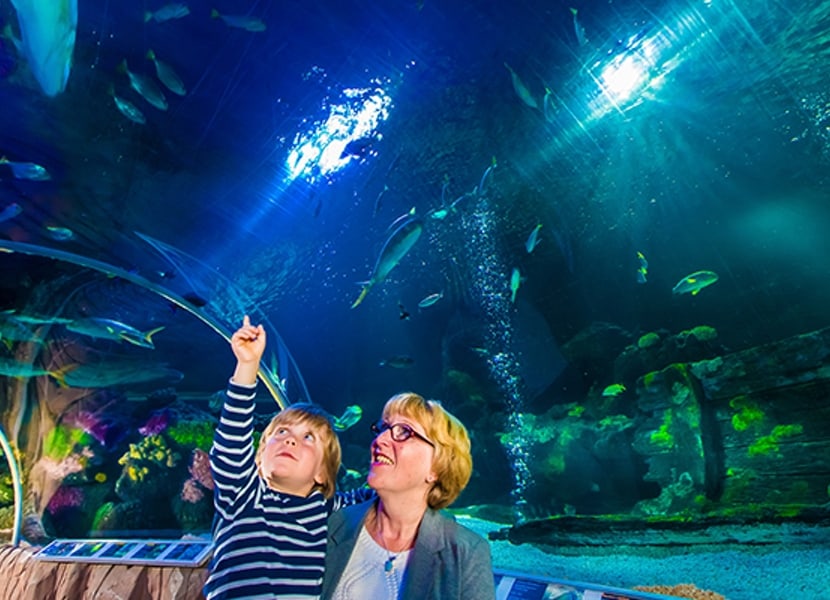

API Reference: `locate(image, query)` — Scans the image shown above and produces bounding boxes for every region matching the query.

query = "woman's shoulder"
[425,509,489,547]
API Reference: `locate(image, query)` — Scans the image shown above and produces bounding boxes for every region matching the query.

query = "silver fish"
[418,292,444,309]
[67,317,165,349]
[146,49,185,96]
[525,223,542,253]
[352,218,423,308]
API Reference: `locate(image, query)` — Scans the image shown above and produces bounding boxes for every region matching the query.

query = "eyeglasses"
[371,420,434,447]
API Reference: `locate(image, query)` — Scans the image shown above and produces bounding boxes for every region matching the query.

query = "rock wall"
[0,544,207,599]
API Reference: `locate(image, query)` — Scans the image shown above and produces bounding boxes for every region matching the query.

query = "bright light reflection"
[586,26,679,119]
[600,54,648,104]
[285,82,393,183]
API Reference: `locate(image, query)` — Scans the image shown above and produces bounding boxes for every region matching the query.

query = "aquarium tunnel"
[0,0,829,598]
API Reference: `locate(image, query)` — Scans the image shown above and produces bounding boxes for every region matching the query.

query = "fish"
[510,267,521,303]
[0,357,75,387]
[543,87,560,124]
[0,203,22,223]
[503,63,538,109]
[602,383,626,397]
[210,9,266,32]
[0,157,50,180]
[1,309,71,325]
[0,318,44,346]
[45,225,74,241]
[379,355,415,369]
[351,217,423,308]
[146,50,186,96]
[6,0,77,96]
[110,88,146,124]
[636,251,648,284]
[372,185,389,218]
[525,223,543,253]
[332,405,363,432]
[570,8,588,47]
[119,59,168,111]
[144,3,190,23]
[398,303,411,321]
[182,292,208,307]
[672,270,718,296]
[67,318,165,349]
[477,157,497,197]
[62,360,183,388]
[418,291,444,309]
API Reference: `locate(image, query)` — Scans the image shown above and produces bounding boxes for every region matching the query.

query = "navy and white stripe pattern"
[204,381,363,600]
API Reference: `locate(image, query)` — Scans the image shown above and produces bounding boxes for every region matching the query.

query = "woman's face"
[367,412,436,497]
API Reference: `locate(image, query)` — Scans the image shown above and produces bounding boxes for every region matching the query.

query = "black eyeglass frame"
[370,420,435,447]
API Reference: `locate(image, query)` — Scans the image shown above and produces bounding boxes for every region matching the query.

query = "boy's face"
[260,421,326,497]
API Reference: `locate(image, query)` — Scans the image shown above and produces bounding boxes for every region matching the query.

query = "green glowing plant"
[729,396,764,432]
[650,410,675,449]
[748,424,803,457]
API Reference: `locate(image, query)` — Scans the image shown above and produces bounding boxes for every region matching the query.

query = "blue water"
[1,1,829,596]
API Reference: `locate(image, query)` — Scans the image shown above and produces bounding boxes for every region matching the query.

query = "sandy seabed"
[461,517,830,600]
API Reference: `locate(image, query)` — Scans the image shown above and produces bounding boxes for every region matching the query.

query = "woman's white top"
[331,525,412,600]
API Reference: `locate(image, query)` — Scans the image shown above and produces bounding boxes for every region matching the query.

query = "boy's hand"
[230,315,266,385]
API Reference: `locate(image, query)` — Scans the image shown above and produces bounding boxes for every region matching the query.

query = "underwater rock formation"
[494,324,830,524]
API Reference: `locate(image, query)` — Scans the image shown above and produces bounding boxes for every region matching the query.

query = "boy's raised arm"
[210,316,266,517]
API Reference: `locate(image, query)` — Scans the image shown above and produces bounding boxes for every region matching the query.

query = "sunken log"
[0,545,207,600]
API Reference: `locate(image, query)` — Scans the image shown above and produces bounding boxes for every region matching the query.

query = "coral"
[46,486,84,516]
[138,409,172,436]
[42,425,92,460]
[117,434,180,482]
[180,478,204,503]
[166,420,215,452]
[634,583,725,600]
[637,332,660,349]
[188,448,214,490]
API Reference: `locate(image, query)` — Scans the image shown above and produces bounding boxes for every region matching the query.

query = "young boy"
[204,316,369,599]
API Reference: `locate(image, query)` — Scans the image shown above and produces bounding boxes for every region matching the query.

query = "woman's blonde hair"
[382,392,472,509]
[255,403,341,498]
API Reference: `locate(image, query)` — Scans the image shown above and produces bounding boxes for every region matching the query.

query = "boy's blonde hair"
[255,403,341,498]
[382,393,472,510]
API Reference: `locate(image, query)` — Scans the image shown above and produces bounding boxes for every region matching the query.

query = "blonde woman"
[322,392,495,600]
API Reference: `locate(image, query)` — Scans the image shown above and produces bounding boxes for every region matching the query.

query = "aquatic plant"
[729,396,765,431]
[138,410,171,436]
[166,420,215,452]
[748,424,804,457]
[567,404,585,418]
[90,501,117,532]
[637,332,660,349]
[42,425,92,460]
[685,325,717,342]
[649,410,675,450]
[45,486,84,516]
[61,410,111,446]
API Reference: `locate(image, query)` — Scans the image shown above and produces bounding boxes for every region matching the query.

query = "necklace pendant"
[384,556,395,572]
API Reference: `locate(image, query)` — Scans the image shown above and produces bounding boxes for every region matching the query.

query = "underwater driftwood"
[0,544,207,599]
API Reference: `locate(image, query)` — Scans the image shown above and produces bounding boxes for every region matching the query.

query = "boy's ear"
[313,463,326,487]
